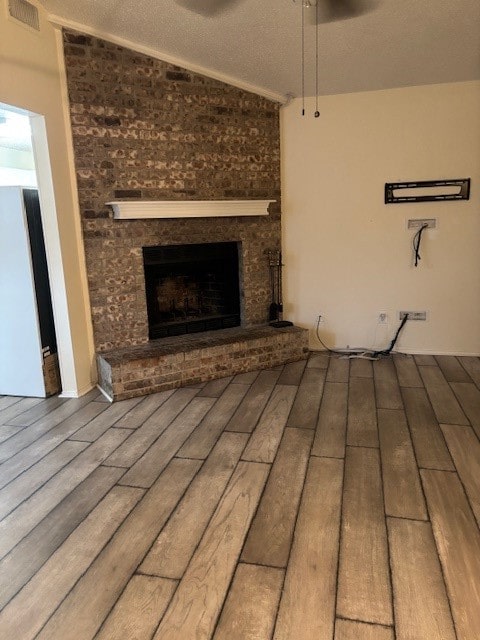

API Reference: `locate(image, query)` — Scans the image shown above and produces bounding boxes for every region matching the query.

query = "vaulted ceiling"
[41,0,480,101]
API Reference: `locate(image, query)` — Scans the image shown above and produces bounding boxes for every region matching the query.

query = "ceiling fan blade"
[325,0,364,19]
[305,0,380,24]
[175,0,241,17]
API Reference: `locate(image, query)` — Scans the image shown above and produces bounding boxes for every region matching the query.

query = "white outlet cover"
[399,311,428,321]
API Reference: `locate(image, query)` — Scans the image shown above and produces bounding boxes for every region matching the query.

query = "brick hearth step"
[97,325,309,401]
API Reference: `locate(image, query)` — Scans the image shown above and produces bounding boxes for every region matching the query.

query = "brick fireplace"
[62,29,308,398]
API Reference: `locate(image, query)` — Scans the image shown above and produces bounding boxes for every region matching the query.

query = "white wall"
[0,0,96,394]
[281,81,480,355]
[0,167,37,186]
[0,147,35,170]
[0,116,37,186]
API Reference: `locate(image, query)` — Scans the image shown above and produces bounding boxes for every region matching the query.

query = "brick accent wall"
[62,29,282,352]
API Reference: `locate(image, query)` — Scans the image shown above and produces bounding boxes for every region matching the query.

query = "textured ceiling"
[42,0,480,101]
[0,108,33,152]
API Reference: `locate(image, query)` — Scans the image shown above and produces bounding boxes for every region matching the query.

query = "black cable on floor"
[372,313,409,358]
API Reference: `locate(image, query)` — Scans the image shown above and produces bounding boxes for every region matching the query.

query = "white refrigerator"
[0,186,54,396]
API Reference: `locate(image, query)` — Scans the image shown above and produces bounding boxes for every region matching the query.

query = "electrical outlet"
[399,311,427,321]
[378,312,387,324]
[407,218,437,230]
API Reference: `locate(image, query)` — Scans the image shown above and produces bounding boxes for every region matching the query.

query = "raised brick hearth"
[97,326,309,401]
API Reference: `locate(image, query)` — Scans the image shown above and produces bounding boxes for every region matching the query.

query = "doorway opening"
[0,103,62,397]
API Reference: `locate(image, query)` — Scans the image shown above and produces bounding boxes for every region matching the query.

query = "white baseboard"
[59,382,96,398]
[396,348,480,357]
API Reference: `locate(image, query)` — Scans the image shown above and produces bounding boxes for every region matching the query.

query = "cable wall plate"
[385,178,470,204]
[399,311,427,321]
[407,218,437,230]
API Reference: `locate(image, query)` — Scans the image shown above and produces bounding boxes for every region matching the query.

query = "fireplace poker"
[268,250,279,322]
[268,249,293,329]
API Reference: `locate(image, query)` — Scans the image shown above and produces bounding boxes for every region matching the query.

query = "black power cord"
[413,223,429,267]
[372,313,409,358]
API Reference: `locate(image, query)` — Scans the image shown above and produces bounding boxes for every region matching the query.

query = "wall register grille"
[8,0,39,30]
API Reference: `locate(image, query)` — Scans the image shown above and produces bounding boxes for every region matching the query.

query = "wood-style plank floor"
[1,352,480,639]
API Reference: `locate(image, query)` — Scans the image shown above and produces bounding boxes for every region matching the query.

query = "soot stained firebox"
[143,242,241,339]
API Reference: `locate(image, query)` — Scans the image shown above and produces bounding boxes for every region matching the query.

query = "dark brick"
[64,44,87,57]
[64,33,92,45]
[113,189,142,199]
[166,71,191,81]
[104,116,121,126]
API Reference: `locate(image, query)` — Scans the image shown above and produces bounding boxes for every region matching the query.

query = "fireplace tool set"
[267,250,293,328]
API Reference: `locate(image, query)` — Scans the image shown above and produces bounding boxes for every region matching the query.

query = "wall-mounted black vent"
[8,0,40,30]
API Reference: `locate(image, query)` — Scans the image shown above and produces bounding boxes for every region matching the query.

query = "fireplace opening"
[143,242,241,339]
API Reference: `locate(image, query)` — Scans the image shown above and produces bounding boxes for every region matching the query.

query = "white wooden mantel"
[107,200,275,219]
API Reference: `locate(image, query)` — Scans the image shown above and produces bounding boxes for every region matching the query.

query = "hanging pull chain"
[295,0,320,118]
[301,0,305,115]
[314,0,320,117]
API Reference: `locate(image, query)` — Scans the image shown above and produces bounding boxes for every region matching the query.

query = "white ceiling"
[0,107,33,152]
[42,0,480,101]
